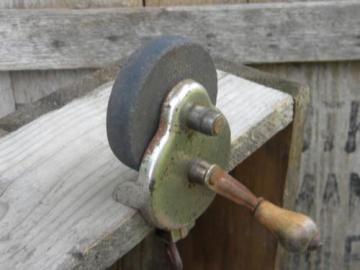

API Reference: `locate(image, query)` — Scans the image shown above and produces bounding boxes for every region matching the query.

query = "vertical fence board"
[145,0,246,6]
[245,0,360,265]
[248,1,359,270]
[0,0,142,115]
[0,129,8,137]
[255,62,360,270]
[11,69,95,104]
[0,0,142,8]
[0,72,15,118]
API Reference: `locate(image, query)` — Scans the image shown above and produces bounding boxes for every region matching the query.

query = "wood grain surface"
[0,1,359,70]
[0,70,293,269]
[146,0,246,5]
[0,129,8,138]
[0,0,142,114]
[255,62,360,270]
[0,0,141,8]
[0,66,118,131]
[0,72,15,118]
[11,69,96,104]
[241,0,360,268]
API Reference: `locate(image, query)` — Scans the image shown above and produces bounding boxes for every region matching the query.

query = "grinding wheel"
[107,36,218,169]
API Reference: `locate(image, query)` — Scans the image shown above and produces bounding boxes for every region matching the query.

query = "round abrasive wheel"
[106,36,218,170]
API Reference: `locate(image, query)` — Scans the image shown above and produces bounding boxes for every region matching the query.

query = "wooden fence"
[0,1,359,269]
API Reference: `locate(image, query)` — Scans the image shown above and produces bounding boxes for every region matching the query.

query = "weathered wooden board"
[0,129,8,138]
[0,0,142,8]
[0,0,141,109]
[250,0,333,2]
[0,70,293,269]
[255,62,360,270]
[146,0,246,5]
[0,1,359,70]
[0,66,118,131]
[243,0,360,266]
[0,72,15,118]
[11,69,96,104]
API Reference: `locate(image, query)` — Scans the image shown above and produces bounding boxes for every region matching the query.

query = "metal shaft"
[186,105,225,136]
[188,160,262,212]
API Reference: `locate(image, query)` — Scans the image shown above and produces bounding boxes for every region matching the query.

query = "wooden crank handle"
[189,161,321,253]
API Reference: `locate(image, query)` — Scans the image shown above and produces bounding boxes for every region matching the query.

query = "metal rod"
[186,105,225,136]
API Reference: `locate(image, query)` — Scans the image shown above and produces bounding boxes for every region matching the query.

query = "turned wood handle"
[189,161,320,253]
[254,200,320,252]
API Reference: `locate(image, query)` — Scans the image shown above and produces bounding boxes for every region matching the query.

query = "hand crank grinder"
[107,36,320,255]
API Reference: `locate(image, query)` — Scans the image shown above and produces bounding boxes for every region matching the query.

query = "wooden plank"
[0,129,8,137]
[250,0,335,2]
[0,72,15,118]
[225,2,360,270]
[0,0,142,8]
[0,70,293,270]
[11,69,96,104]
[217,72,294,170]
[146,0,246,6]
[0,1,359,70]
[113,233,176,270]
[1,0,142,106]
[255,62,360,270]
[0,66,118,131]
